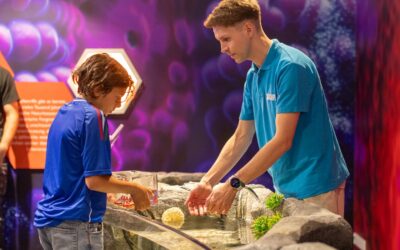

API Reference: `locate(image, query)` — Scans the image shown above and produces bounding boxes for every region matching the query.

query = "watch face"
[230,177,242,189]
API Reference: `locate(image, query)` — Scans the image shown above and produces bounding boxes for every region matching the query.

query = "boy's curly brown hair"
[72,53,134,99]
[204,0,261,29]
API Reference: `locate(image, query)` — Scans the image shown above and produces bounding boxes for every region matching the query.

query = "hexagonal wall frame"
[67,48,143,115]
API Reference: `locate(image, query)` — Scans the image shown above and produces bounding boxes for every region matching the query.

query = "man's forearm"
[234,113,299,185]
[202,132,253,186]
[234,136,291,184]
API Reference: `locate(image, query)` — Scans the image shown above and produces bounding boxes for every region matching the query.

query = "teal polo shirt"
[240,39,349,199]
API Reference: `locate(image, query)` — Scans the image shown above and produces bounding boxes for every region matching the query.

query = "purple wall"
[0,0,355,249]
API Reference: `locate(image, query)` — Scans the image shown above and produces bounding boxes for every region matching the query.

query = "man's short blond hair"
[204,0,261,29]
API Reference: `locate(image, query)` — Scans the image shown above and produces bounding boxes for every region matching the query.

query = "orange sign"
[8,82,73,169]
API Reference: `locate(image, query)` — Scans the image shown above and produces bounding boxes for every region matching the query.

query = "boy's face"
[213,22,251,64]
[94,86,127,115]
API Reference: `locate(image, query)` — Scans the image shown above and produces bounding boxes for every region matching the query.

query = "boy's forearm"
[85,175,140,194]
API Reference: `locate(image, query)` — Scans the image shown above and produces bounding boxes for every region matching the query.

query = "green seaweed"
[265,193,284,212]
[251,193,285,239]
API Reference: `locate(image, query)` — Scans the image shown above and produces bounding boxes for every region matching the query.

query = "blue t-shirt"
[240,39,349,199]
[34,99,112,228]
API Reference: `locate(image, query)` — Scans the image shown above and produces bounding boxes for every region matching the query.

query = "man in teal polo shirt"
[186,0,349,217]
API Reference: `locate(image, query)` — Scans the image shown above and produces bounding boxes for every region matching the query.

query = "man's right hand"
[185,181,212,216]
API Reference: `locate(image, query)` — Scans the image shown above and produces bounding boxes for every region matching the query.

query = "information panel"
[8,82,73,169]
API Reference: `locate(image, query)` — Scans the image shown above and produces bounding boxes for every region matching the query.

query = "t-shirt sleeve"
[1,68,20,105]
[239,79,254,120]
[82,109,112,177]
[276,63,315,113]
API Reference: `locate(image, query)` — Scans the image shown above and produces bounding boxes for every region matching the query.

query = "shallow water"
[177,216,255,249]
[104,206,256,250]
[123,216,255,249]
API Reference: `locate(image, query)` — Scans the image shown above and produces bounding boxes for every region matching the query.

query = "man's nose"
[221,44,228,54]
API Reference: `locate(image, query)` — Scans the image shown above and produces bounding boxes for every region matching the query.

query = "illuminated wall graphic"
[0,1,355,249]
[67,48,143,115]
[355,0,400,249]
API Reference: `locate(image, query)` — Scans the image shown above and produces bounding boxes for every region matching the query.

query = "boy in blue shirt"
[186,0,349,217]
[34,53,153,249]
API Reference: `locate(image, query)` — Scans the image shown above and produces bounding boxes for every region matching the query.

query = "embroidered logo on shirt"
[266,93,276,101]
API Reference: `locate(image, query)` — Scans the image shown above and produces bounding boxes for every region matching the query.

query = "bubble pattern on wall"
[0,2,355,247]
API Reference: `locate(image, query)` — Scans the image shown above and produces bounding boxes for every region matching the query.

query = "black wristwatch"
[230,176,245,190]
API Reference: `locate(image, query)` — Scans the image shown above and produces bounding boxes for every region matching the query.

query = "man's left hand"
[205,182,237,215]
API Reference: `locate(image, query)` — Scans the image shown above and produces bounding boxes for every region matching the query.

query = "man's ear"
[243,20,256,36]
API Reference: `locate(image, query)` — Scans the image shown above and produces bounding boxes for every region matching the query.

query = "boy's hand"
[130,185,153,211]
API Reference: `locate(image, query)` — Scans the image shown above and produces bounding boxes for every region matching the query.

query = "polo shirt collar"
[251,39,279,71]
